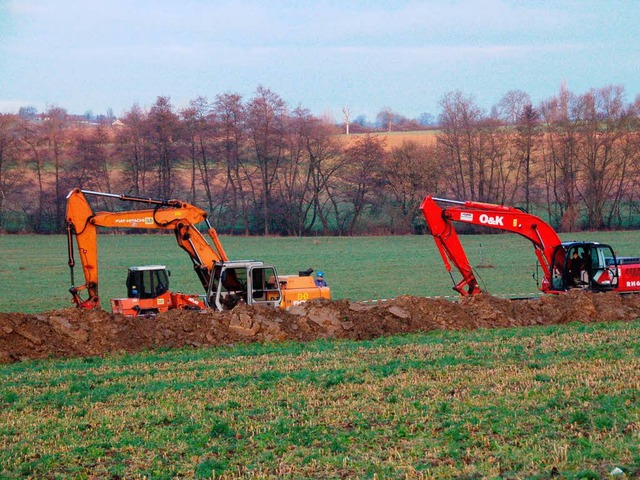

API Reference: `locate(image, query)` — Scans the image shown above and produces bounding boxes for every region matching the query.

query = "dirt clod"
[1,291,638,363]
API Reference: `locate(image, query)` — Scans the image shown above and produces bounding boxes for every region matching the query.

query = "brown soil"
[1,291,639,363]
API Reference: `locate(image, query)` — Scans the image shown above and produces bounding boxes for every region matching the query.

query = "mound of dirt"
[1,291,639,363]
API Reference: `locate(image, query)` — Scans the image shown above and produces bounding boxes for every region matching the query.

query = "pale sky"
[1,0,639,121]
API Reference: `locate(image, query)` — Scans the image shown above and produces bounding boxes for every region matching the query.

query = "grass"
[0,320,638,478]
[1,230,640,313]
[2,232,639,478]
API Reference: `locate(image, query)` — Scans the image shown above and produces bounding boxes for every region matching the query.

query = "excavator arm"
[420,196,562,295]
[66,188,228,309]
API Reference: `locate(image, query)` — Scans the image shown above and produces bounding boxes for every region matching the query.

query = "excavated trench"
[1,290,639,363]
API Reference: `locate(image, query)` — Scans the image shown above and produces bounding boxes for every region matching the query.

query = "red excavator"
[420,195,640,296]
[66,188,330,315]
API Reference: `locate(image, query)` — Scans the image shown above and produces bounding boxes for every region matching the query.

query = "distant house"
[111,119,125,128]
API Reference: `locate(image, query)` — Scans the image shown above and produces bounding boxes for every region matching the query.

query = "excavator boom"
[420,196,561,295]
[420,195,640,295]
[66,188,228,309]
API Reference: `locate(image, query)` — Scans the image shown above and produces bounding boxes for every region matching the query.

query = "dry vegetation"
[339,130,438,149]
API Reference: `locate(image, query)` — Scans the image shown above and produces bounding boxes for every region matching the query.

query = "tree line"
[0,84,639,235]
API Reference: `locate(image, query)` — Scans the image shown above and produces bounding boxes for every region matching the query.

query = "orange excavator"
[66,188,330,315]
[420,195,640,296]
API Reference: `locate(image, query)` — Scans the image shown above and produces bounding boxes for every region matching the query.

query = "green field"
[1,321,638,479]
[1,232,639,479]
[1,231,640,313]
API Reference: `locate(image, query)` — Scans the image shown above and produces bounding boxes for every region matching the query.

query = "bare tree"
[437,91,483,199]
[385,140,441,233]
[376,107,402,132]
[211,92,251,234]
[246,86,287,235]
[273,108,344,235]
[0,114,23,229]
[498,90,531,125]
[19,120,50,231]
[341,134,387,234]
[180,96,211,204]
[114,104,149,195]
[539,86,580,230]
[68,125,112,194]
[147,96,181,198]
[418,112,434,127]
[42,106,69,231]
[475,117,508,203]
[514,104,541,212]
[304,118,344,235]
[274,106,311,235]
[574,85,632,228]
[18,106,37,120]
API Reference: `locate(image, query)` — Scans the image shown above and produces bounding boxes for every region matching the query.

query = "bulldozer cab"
[126,265,170,299]
[208,261,282,310]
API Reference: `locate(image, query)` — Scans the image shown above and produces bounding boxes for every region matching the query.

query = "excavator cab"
[208,261,282,310]
[207,260,330,310]
[551,242,619,291]
[126,266,170,299]
[111,265,205,316]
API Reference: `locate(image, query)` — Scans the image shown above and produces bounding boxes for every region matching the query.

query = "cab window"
[251,267,280,302]
[221,268,247,293]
